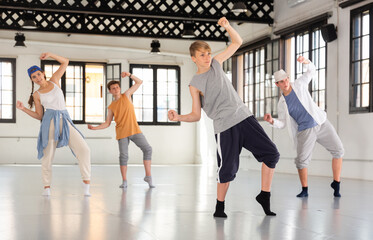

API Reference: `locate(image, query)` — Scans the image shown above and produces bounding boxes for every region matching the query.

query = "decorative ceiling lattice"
[0,0,274,42]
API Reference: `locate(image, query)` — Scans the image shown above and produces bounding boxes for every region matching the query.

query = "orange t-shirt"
[108,93,142,140]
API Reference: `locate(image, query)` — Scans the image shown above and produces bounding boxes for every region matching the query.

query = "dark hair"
[107,80,120,90]
[28,81,35,108]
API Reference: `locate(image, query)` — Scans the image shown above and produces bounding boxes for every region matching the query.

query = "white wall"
[0,33,206,165]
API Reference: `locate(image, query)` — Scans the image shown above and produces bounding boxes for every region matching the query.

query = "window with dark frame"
[42,61,110,124]
[350,4,372,113]
[242,40,280,118]
[0,58,16,123]
[130,64,180,125]
[283,21,327,111]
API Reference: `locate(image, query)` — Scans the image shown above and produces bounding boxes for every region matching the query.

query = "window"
[223,58,232,82]
[0,58,16,123]
[265,41,280,117]
[130,64,180,125]
[42,61,109,123]
[350,4,372,113]
[242,40,279,118]
[283,23,327,110]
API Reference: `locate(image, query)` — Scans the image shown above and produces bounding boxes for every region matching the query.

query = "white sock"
[144,176,155,188]
[83,183,91,196]
[119,180,128,188]
[42,188,51,196]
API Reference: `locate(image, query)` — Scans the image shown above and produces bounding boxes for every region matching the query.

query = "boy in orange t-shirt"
[88,71,154,188]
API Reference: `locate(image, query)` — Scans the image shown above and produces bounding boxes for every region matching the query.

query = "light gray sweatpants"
[118,133,152,166]
[41,119,91,186]
[295,119,344,169]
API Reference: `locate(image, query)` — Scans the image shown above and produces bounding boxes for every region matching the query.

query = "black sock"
[296,187,309,197]
[256,191,276,216]
[331,180,341,197]
[213,199,227,218]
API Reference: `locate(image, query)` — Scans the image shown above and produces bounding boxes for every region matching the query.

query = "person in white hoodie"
[264,56,344,198]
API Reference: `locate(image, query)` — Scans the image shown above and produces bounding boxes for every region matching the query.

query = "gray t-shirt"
[189,58,252,134]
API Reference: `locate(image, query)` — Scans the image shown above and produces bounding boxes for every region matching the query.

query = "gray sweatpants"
[118,133,152,166]
[295,119,344,169]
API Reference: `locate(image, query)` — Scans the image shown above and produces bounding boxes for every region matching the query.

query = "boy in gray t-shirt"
[168,17,280,217]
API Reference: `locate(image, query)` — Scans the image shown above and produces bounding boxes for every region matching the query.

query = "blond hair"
[189,40,211,57]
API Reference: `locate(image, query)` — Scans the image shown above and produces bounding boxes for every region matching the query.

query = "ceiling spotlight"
[150,40,160,54]
[22,11,37,29]
[182,21,196,38]
[231,1,248,13]
[14,33,26,48]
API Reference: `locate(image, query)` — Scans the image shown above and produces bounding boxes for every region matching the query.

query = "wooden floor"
[0,164,372,240]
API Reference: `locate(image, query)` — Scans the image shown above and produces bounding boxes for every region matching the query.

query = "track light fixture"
[182,21,196,38]
[22,11,37,29]
[14,33,26,48]
[231,1,248,14]
[150,40,160,54]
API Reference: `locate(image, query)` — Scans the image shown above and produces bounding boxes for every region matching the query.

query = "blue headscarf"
[27,65,42,77]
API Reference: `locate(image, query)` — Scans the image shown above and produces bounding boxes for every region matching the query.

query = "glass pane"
[273,60,279,72]
[143,82,153,95]
[362,36,370,59]
[266,43,272,60]
[143,95,153,108]
[362,60,370,83]
[362,12,370,35]
[2,105,12,119]
[134,108,142,121]
[168,69,177,82]
[353,85,361,107]
[266,62,272,75]
[168,82,177,95]
[265,98,271,113]
[320,47,326,68]
[273,41,279,59]
[66,77,74,92]
[107,66,113,79]
[352,14,361,37]
[157,109,168,122]
[75,78,82,92]
[1,90,12,104]
[353,39,361,61]
[244,86,249,102]
[169,96,178,109]
[303,33,309,52]
[158,69,167,82]
[158,82,167,95]
[66,66,74,78]
[2,76,12,90]
[133,95,142,106]
[353,62,361,85]
[157,96,167,108]
[362,83,369,107]
[113,65,120,78]
[319,69,326,90]
[66,93,74,106]
[248,85,253,101]
[143,109,153,122]
[75,93,82,106]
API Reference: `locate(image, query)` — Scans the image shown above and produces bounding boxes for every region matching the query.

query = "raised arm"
[88,108,114,130]
[40,52,69,87]
[168,86,201,122]
[214,17,242,65]
[123,71,143,98]
[16,92,44,120]
[296,56,316,85]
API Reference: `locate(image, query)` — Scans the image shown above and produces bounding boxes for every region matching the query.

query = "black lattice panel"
[0,0,273,41]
